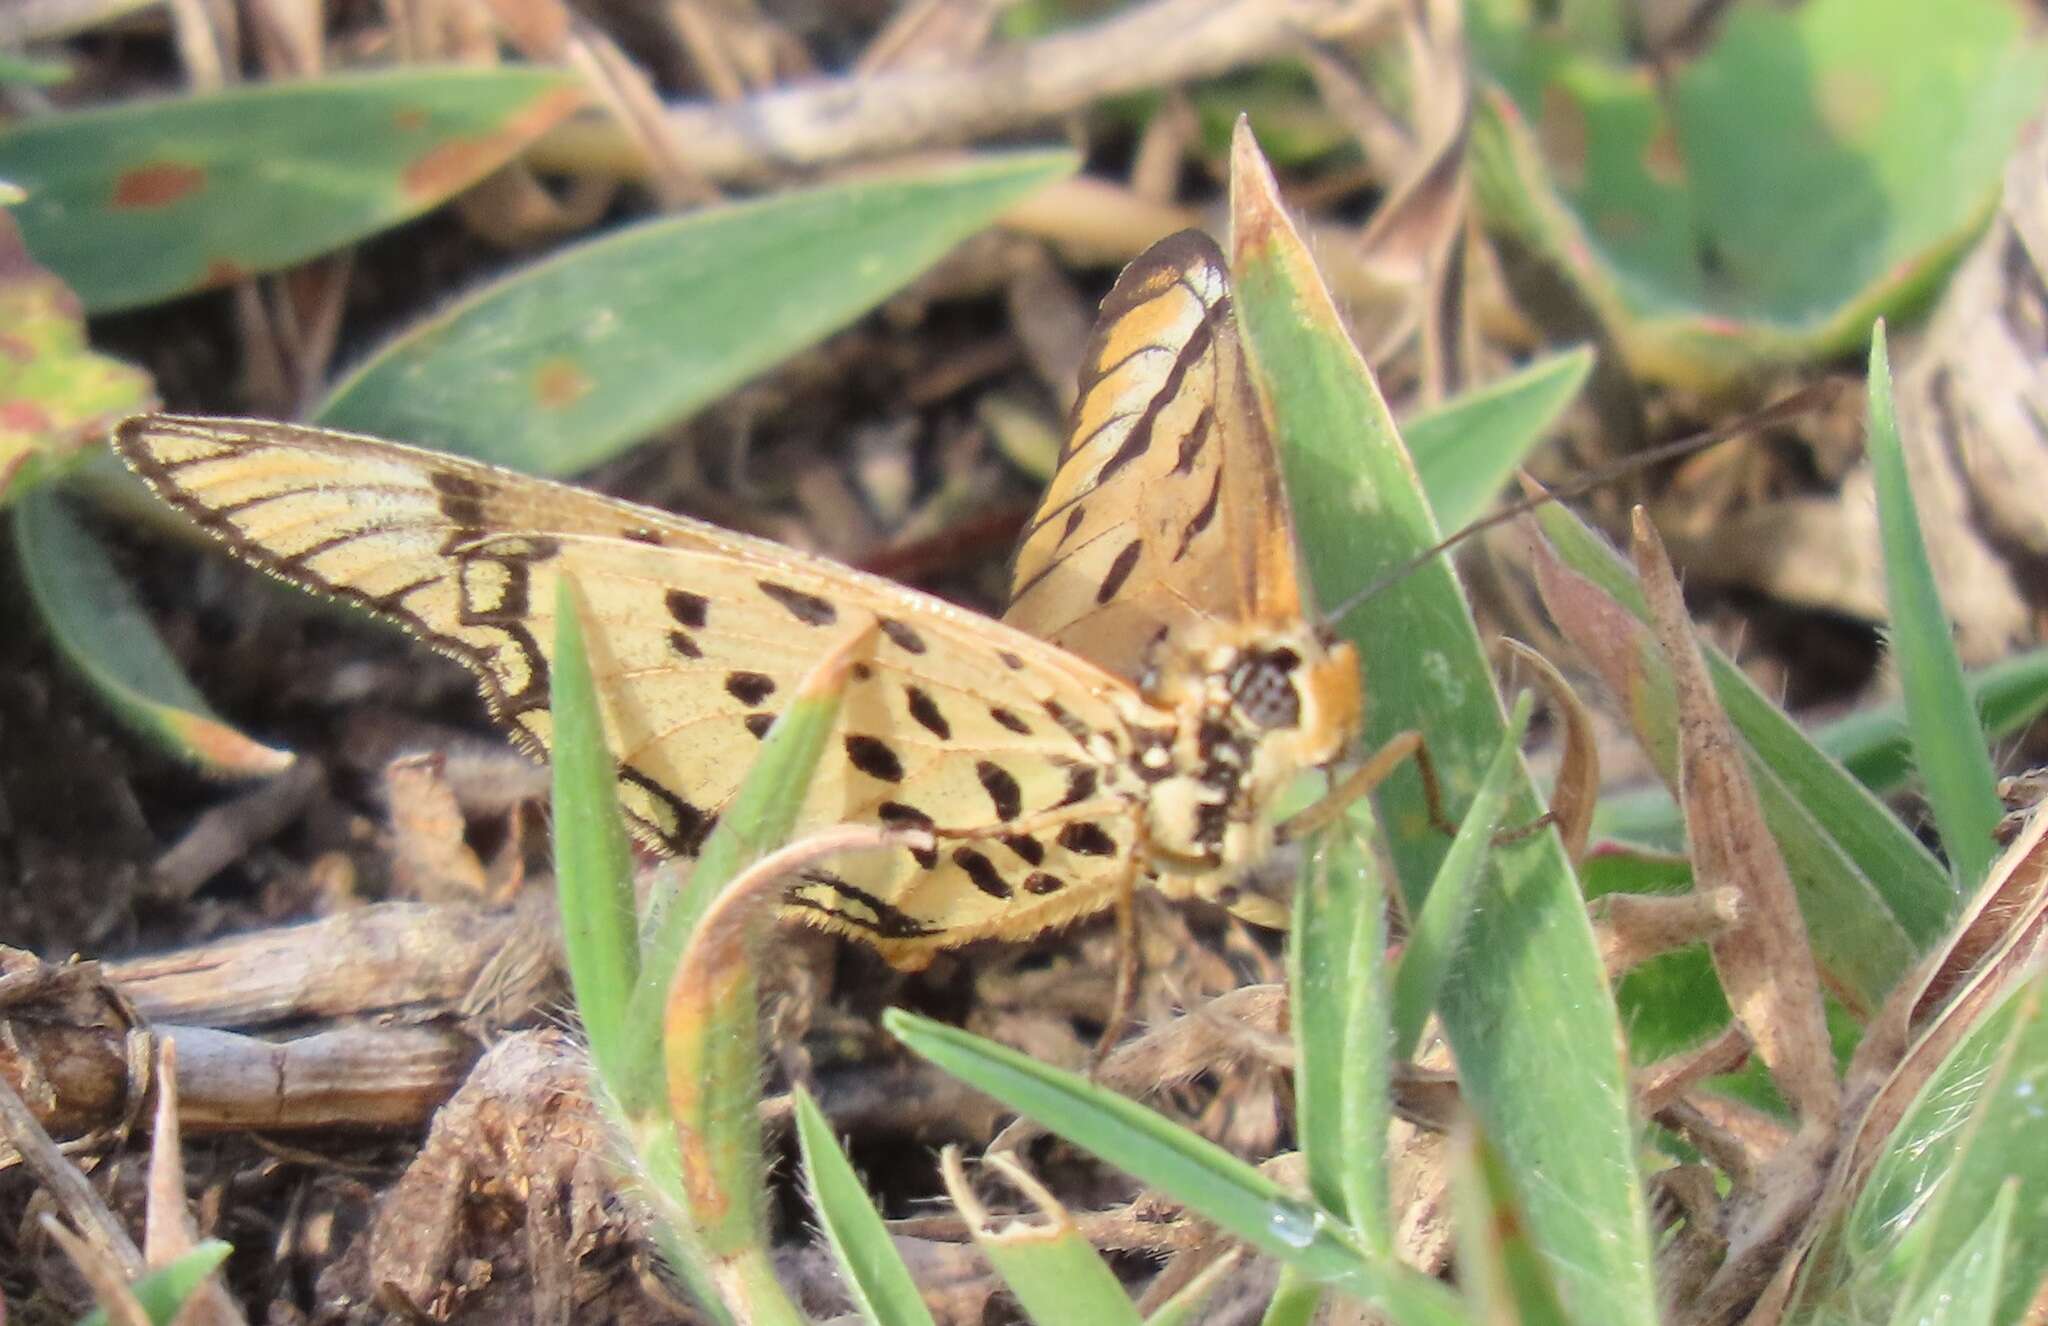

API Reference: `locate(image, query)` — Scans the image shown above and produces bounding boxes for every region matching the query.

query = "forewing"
[1003,230,1308,683]
[116,415,1146,963]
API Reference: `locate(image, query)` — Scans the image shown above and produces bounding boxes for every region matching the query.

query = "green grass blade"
[792,1085,937,1326]
[1822,648,2048,795]
[886,1009,1467,1324]
[1406,346,1593,530]
[549,575,642,1094]
[76,1239,232,1326]
[1392,693,1532,1058]
[1866,322,2001,890]
[317,151,1076,474]
[887,1011,1363,1284]
[1143,1250,1247,1326]
[1592,648,2048,847]
[952,1163,1142,1326]
[1890,1181,2014,1326]
[1257,1269,1325,1326]
[632,642,856,1326]
[1289,805,1391,1245]
[0,67,578,312]
[1228,126,1656,1326]
[16,487,293,776]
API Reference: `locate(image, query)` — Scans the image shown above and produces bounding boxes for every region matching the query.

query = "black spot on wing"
[1172,406,1214,474]
[975,760,1022,821]
[744,712,775,739]
[845,735,904,783]
[668,630,703,660]
[1058,821,1117,857]
[759,580,837,626]
[951,847,1012,899]
[904,686,951,740]
[666,589,709,629]
[1024,872,1065,895]
[1001,833,1044,866]
[1173,467,1224,562]
[989,706,1032,735]
[725,671,776,706]
[1058,764,1099,807]
[1095,539,1143,604]
[878,618,928,654]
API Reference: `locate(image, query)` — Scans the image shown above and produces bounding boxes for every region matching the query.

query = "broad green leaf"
[317,151,1077,475]
[1228,127,1656,1326]
[1866,323,2000,890]
[1406,346,1593,530]
[15,487,292,776]
[1469,0,2048,388]
[0,67,580,312]
[792,1085,937,1326]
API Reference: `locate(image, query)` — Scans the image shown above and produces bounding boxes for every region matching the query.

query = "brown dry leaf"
[382,753,492,903]
[1633,509,1839,1138]
[143,1040,245,1326]
[1498,639,1597,861]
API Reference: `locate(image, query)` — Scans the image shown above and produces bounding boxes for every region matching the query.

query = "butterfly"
[114,229,1366,971]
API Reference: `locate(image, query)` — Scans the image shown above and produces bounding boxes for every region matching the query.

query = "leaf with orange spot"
[1468,0,2048,388]
[0,211,154,505]
[14,487,293,778]
[314,150,1075,474]
[0,67,579,312]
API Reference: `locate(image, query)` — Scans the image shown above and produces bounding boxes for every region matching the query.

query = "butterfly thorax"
[1118,619,1362,877]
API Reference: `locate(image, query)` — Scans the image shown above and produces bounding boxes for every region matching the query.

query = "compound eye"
[1229,647,1302,730]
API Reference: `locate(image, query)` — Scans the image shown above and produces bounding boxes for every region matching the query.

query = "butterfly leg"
[1276,729,1454,844]
[1095,823,1150,1066]
[1282,730,1562,851]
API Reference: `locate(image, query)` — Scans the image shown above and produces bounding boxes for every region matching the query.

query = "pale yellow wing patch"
[115,415,1155,965]
[1003,230,1307,684]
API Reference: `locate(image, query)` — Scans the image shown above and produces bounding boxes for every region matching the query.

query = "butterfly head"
[1130,620,1362,877]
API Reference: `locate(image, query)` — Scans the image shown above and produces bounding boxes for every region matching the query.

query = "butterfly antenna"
[1326,379,1843,626]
